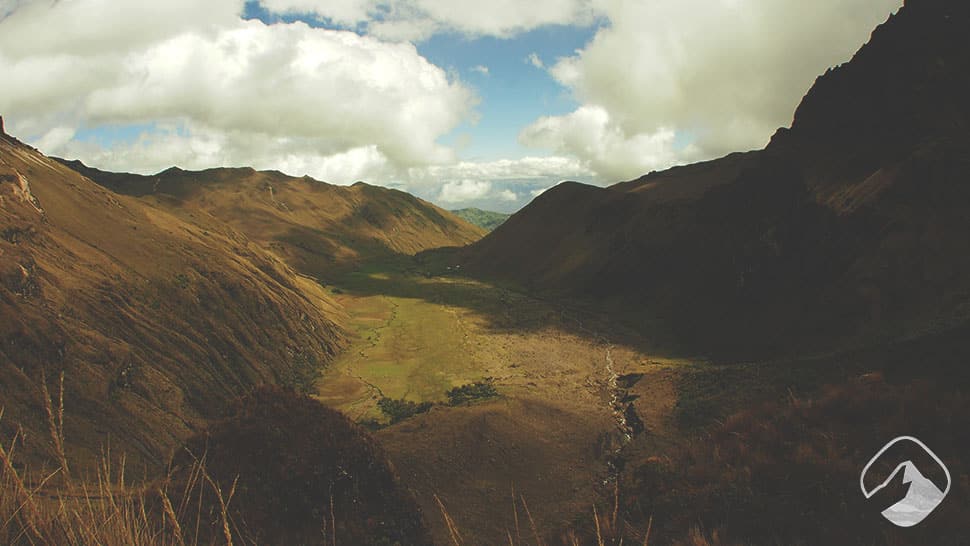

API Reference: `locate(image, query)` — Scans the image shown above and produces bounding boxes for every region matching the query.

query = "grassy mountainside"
[60,161,485,280]
[0,128,345,470]
[449,207,510,231]
[463,0,970,359]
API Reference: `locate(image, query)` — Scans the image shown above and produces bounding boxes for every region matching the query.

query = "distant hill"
[462,0,970,358]
[449,207,510,231]
[58,161,485,281]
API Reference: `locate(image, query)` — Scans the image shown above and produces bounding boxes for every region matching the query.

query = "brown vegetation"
[2,386,432,546]
[1,130,345,470]
[170,386,433,546]
[59,161,484,280]
[555,377,969,546]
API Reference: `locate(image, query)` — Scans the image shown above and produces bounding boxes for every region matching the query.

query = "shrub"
[377,397,433,424]
[445,379,498,406]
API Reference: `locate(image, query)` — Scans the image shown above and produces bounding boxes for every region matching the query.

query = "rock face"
[462,0,970,358]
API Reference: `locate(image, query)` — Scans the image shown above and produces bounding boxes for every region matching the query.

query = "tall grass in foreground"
[3,377,733,545]
[433,483,733,546]
[0,374,241,546]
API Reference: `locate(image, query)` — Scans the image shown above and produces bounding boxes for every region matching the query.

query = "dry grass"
[430,482,663,546]
[621,377,969,545]
[0,380,242,546]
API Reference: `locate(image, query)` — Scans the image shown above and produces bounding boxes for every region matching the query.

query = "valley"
[3,1,970,544]
[313,256,684,544]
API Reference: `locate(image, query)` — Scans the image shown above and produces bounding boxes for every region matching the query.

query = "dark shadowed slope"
[463,0,970,358]
[59,160,485,280]
[0,127,346,470]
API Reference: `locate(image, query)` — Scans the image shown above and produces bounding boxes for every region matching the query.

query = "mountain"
[59,160,485,281]
[0,125,349,469]
[449,207,510,231]
[461,0,970,358]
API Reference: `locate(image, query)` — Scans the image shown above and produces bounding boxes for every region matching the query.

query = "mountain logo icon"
[860,436,951,527]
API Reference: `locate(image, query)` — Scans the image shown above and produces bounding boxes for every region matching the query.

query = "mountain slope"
[449,207,510,231]
[60,161,485,280]
[462,0,970,357]
[0,126,346,469]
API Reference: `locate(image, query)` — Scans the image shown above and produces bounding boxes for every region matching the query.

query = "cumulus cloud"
[0,0,475,184]
[521,105,693,181]
[410,155,591,209]
[260,0,598,41]
[1,0,905,210]
[438,179,493,203]
[522,0,903,181]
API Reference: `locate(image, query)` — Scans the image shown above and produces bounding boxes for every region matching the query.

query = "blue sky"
[241,2,599,162]
[413,28,597,162]
[0,0,902,212]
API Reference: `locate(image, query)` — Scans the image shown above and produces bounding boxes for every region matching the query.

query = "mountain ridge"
[57,158,485,281]
[460,0,970,358]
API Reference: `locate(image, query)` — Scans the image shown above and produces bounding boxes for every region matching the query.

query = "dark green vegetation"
[363,380,500,429]
[377,397,434,424]
[449,207,510,231]
[445,379,499,405]
[367,380,499,428]
[173,386,433,546]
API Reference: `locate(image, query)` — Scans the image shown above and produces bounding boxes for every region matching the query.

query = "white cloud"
[438,179,492,203]
[0,0,906,205]
[0,1,475,184]
[521,0,903,181]
[33,126,76,154]
[470,64,490,76]
[521,105,691,181]
[412,155,592,184]
[410,156,590,208]
[526,52,544,69]
[260,0,599,41]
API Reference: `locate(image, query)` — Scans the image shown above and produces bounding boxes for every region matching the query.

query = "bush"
[377,397,433,424]
[445,379,498,406]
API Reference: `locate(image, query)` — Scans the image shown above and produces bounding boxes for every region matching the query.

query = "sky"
[0,0,902,213]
